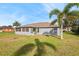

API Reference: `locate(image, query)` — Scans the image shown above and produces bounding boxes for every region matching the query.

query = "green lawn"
[0,32,79,56]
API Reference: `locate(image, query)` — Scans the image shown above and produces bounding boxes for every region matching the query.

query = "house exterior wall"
[2,28,14,32]
[53,21,60,36]
[15,27,60,36]
[0,30,2,32]
[0,28,14,32]
[15,28,51,35]
[57,28,60,36]
[54,21,59,27]
[37,28,51,34]
[15,28,33,35]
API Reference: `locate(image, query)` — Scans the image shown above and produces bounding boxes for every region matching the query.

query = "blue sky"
[0,3,78,26]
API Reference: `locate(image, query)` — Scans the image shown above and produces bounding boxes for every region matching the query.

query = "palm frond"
[63,3,79,13]
[50,19,57,25]
[49,9,61,18]
[68,10,79,16]
[68,11,79,20]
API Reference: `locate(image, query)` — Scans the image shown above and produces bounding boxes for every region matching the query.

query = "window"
[21,27,29,32]
[33,27,36,32]
[37,28,39,32]
[31,27,36,33]
[16,28,21,32]
[31,27,39,33]
[0,28,2,30]
[22,28,26,32]
[54,28,57,33]
[25,28,29,32]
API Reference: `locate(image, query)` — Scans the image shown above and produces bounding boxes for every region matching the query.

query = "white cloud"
[16,16,27,23]
[9,14,28,25]
[0,13,28,26]
[41,3,56,13]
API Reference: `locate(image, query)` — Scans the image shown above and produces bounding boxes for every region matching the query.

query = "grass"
[0,32,79,56]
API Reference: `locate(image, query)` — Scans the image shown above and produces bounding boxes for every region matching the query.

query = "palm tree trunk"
[60,19,64,39]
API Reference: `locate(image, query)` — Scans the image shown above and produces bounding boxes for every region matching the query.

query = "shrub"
[71,26,79,34]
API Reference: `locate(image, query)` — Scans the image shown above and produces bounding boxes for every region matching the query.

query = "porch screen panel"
[22,27,26,32]
[25,28,29,32]
[16,28,21,32]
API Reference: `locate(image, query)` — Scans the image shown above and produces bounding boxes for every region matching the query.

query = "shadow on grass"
[14,43,36,56]
[45,35,60,39]
[13,39,57,56]
[34,39,57,56]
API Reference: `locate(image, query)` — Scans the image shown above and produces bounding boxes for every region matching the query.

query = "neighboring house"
[63,26,72,32]
[15,21,60,36]
[0,26,14,32]
[0,26,2,32]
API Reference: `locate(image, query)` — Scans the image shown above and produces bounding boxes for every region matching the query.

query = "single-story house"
[0,26,14,32]
[15,21,60,36]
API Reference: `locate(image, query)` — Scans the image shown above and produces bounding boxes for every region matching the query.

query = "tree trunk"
[60,19,64,39]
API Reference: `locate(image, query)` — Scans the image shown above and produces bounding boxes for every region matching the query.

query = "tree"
[8,25,12,27]
[13,21,21,27]
[14,39,56,56]
[49,3,79,39]
[71,19,79,34]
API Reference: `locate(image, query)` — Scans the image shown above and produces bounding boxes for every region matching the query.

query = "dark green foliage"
[71,26,79,35]
[71,20,79,34]
[49,9,61,18]
[63,3,79,13]
[49,3,79,27]
[13,21,21,27]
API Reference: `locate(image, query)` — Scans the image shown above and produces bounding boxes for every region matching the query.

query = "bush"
[71,26,79,34]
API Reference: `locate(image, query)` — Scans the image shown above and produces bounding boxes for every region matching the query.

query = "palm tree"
[49,3,79,39]
[14,39,56,56]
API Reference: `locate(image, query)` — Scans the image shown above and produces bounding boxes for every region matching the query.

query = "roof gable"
[51,19,57,25]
